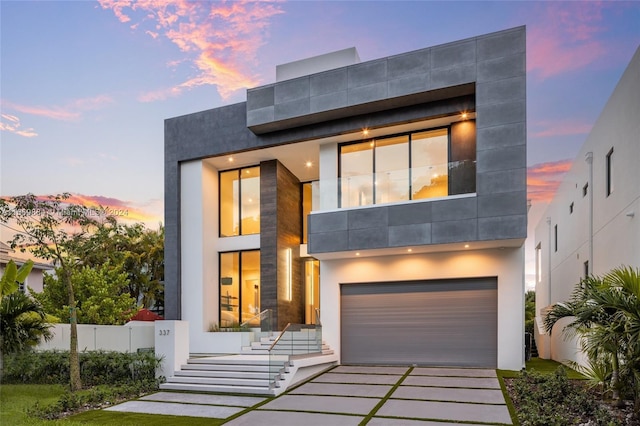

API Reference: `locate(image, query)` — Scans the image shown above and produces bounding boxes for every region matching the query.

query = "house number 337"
[158,329,170,336]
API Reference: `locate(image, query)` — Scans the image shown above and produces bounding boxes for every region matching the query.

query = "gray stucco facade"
[164,26,527,320]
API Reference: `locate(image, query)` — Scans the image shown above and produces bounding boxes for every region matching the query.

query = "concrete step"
[166,375,276,388]
[159,382,274,395]
[186,357,284,367]
[180,363,273,373]
[174,370,272,380]
[242,348,334,356]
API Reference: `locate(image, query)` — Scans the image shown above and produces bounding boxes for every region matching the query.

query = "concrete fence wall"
[37,322,155,353]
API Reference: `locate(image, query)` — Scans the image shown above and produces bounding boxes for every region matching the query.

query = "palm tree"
[0,290,53,381]
[544,266,640,409]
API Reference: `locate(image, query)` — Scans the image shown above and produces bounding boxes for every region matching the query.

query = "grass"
[69,411,225,425]
[0,384,224,426]
[0,384,83,426]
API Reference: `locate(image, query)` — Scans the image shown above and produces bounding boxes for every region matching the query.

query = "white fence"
[37,322,155,353]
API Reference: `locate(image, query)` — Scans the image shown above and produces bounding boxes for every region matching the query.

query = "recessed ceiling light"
[305,161,313,168]
[461,112,468,120]
[407,248,412,252]
[355,252,360,256]
[362,129,369,136]
[464,244,470,248]
[228,157,234,162]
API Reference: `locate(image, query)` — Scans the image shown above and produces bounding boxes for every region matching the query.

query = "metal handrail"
[268,323,292,351]
[240,308,271,328]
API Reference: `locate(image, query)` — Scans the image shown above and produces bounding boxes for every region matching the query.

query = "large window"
[339,122,475,208]
[219,250,260,326]
[220,166,260,237]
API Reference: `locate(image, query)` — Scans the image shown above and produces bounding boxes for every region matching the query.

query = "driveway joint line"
[359,366,413,425]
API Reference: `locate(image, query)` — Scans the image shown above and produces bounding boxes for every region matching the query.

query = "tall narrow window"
[220,166,260,237]
[535,243,542,283]
[606,148,614,196]
[554,224,558,252]
[304,259,320,324]
[583,183,588,197]
[584,260,589,279]
[301,182,319,244]
[569,202,574,214]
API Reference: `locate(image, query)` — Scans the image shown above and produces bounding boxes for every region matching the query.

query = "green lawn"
[0,384,83,426]
[499,357,586,379]
[0,384,224,425]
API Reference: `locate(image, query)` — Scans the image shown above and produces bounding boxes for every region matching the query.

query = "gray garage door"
[340,278,497,367]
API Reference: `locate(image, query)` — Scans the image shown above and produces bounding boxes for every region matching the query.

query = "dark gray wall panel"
[340,278,497,367]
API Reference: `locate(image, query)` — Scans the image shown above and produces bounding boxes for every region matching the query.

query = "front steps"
[160,332,337,395]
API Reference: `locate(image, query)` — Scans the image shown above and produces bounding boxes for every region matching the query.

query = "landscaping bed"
[502,360,639,425]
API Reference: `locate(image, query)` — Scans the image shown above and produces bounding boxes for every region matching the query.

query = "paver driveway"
[108,365,513,425]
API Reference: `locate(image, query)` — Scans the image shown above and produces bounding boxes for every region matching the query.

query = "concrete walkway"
[106,365,513,425]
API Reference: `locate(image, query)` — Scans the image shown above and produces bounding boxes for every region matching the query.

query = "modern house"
[163,26,527,375]
[534,46,640,364]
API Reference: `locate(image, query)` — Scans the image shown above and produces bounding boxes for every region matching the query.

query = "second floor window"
[339,121,475,208]
[220,166,260,237]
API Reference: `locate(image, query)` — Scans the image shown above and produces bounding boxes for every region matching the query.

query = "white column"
[154,320,189,379]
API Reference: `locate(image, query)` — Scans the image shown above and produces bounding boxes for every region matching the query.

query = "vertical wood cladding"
[260,160,302,330]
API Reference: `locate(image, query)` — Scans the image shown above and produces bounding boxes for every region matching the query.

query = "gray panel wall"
[307,26,527,254]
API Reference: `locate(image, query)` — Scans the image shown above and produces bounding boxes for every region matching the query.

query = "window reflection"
[220,250,260,327]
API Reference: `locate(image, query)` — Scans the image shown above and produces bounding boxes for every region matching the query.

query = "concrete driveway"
[108,365,513,425]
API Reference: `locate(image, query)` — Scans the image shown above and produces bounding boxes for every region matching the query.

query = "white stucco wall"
[534,47,640,365]
[180,160,261,354]
[320,246,525,371]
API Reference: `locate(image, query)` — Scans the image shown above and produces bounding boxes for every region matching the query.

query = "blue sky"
[1,1,639,286]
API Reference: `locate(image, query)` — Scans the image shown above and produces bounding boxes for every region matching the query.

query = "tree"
[35,263,136,325]
[75,220,164,314]
[0,260,52,381]
[0,194,103,391]
[545,266,640,409]
[524,290,535,334]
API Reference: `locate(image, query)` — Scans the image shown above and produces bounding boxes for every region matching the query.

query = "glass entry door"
[304,259,320,324]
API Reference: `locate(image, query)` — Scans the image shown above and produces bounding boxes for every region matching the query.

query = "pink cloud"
[527,159,573,202]
[531,120,593,138]
[2,95,114,122]
[98,0,284,100]
[528,2,607,79]
[0,113,38,138]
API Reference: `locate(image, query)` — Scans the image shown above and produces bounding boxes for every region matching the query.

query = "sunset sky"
[1,1,639,287]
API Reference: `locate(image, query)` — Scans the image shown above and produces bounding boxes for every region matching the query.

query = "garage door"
[340,278,497,367]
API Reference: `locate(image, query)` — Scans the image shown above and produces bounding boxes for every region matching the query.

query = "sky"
[1,0,639,289]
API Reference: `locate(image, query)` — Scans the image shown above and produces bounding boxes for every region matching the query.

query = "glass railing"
[240,308,275,333]
[267,317,323,389]
[309,161,476,212]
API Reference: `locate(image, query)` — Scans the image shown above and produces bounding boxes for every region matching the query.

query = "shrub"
[3,349,161,386]
[511,367,616,426]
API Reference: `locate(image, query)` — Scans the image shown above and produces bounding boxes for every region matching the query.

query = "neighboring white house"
[534,46,640,364]
[164,27,528,371]
[0,241,52,293]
